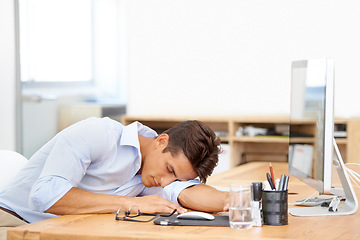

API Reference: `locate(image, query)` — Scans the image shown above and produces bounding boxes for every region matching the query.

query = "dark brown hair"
[162,120,221,183]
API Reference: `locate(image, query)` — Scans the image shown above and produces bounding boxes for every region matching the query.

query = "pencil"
[269,162,276,187]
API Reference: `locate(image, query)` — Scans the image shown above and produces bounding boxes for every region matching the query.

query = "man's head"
[139,120,221,188]
[162,120,221,184]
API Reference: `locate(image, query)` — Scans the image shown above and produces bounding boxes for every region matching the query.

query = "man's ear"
[156,133,169,148]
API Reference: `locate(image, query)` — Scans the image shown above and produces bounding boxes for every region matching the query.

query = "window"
[19,0,127,103]
[19,0,93,83]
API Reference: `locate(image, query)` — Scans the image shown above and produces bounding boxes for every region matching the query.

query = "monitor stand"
[289,138,358,216]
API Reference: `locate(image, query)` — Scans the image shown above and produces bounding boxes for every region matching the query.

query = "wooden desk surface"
[8,162,360,240]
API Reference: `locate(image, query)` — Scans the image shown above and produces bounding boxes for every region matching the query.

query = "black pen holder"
[262,190,288,225]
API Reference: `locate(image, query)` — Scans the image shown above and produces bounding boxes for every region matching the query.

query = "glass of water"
[229,183,253,229]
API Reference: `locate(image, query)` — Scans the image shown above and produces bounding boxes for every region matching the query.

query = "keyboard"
[295,197,335,207]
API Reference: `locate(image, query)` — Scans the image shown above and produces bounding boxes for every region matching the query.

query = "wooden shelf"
[218,137,230,142]
[289,138,315,143]
[121,115,360,168]
[233,136,289,143]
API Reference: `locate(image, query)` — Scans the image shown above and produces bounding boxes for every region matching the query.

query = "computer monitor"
[288,58,358,216]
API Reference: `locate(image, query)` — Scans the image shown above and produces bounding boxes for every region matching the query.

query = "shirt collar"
[120,121,158,149]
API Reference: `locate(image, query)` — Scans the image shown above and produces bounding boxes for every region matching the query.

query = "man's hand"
[131,195,187,214]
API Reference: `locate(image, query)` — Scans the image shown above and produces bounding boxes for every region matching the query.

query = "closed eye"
[167,166,174,174]
[167,165,177,178]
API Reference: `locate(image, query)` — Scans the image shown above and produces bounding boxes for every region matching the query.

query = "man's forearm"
[45,187,186,215]
[45,187,130,215]
[178,184,229,212]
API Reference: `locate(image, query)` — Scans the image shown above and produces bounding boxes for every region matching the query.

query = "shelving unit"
[121,115,360,168]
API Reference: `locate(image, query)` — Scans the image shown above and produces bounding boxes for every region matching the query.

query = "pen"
[275,178,280,190]
[269,162,276,187]
[283,175,289,191]
[278,174,285,191]
[266,172,275,190]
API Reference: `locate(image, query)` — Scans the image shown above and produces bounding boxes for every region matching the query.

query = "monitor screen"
[289,59,334,194]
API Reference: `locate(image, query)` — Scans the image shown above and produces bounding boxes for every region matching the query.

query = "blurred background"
[1,0,360,159]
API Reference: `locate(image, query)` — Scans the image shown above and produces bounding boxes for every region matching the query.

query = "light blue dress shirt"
[0,117,200,223]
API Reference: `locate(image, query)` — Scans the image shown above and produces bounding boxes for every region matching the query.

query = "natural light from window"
[19,0,127,104]
[19,0,93,83]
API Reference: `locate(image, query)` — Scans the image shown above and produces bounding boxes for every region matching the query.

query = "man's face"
[140,135,197,188]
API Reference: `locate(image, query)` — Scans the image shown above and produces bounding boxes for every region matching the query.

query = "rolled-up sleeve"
[29,176,73,212]
[141,179,201,206]
[28,118,110,212]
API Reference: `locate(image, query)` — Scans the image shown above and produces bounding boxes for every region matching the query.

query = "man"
[0,117,228,238]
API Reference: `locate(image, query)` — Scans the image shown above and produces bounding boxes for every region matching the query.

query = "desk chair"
[0,150,27,191]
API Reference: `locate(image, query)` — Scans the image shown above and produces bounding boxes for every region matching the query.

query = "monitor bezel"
[322,59,335,194]
[289,58,334,195]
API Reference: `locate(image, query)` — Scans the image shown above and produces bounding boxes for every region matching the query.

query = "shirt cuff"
[163,179,201,206]
[29,176,73,213]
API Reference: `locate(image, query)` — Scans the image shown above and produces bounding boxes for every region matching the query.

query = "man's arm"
[177,184,229,212]
[46,187,187,215]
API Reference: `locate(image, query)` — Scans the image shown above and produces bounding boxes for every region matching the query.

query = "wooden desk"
[8,162,360,240]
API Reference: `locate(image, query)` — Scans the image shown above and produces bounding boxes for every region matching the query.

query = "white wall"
[0,0,18,150]
[126,0,360,118]
[2,0,360,152]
